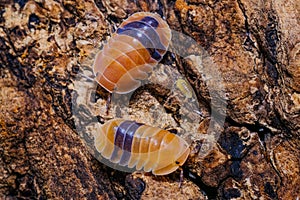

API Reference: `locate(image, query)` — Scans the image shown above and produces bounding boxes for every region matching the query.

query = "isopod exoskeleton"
[93,12,172,94]
[93,119,190,175]
[176,78,194,99]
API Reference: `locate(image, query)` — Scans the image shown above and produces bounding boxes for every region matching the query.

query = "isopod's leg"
[132,170,151,180]
[179,167,184,188]
[106,93,112,115]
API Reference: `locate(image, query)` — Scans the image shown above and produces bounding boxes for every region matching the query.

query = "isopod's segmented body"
[176,78,194,99]
[94,119,190,175]
[93,12,171,94]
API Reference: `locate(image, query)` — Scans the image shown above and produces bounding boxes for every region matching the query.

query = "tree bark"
[0,0,299,199]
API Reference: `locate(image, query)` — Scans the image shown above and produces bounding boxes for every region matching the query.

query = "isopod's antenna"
[193,109,207,117]
[78,72,95,82]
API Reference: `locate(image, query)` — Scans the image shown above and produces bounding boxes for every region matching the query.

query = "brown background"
[0,0,299,199]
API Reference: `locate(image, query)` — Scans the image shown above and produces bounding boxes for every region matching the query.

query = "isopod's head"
[152,134,190,176]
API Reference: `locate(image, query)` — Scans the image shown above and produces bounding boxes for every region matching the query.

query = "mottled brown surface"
[0,0,299,199]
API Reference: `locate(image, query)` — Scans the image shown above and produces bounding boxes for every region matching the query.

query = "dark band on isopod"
[117,16,165,61]
[111,121,143,164]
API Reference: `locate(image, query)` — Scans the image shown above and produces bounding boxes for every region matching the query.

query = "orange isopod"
[93,119,190,175]
[93,12,171,94]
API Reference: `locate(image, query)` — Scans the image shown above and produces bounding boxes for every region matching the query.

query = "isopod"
[94,118,190,175]
[176,78,194,99]
[93,12,172,94]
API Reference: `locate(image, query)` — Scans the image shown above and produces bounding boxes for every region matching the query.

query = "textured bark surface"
[0,0,299,199]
